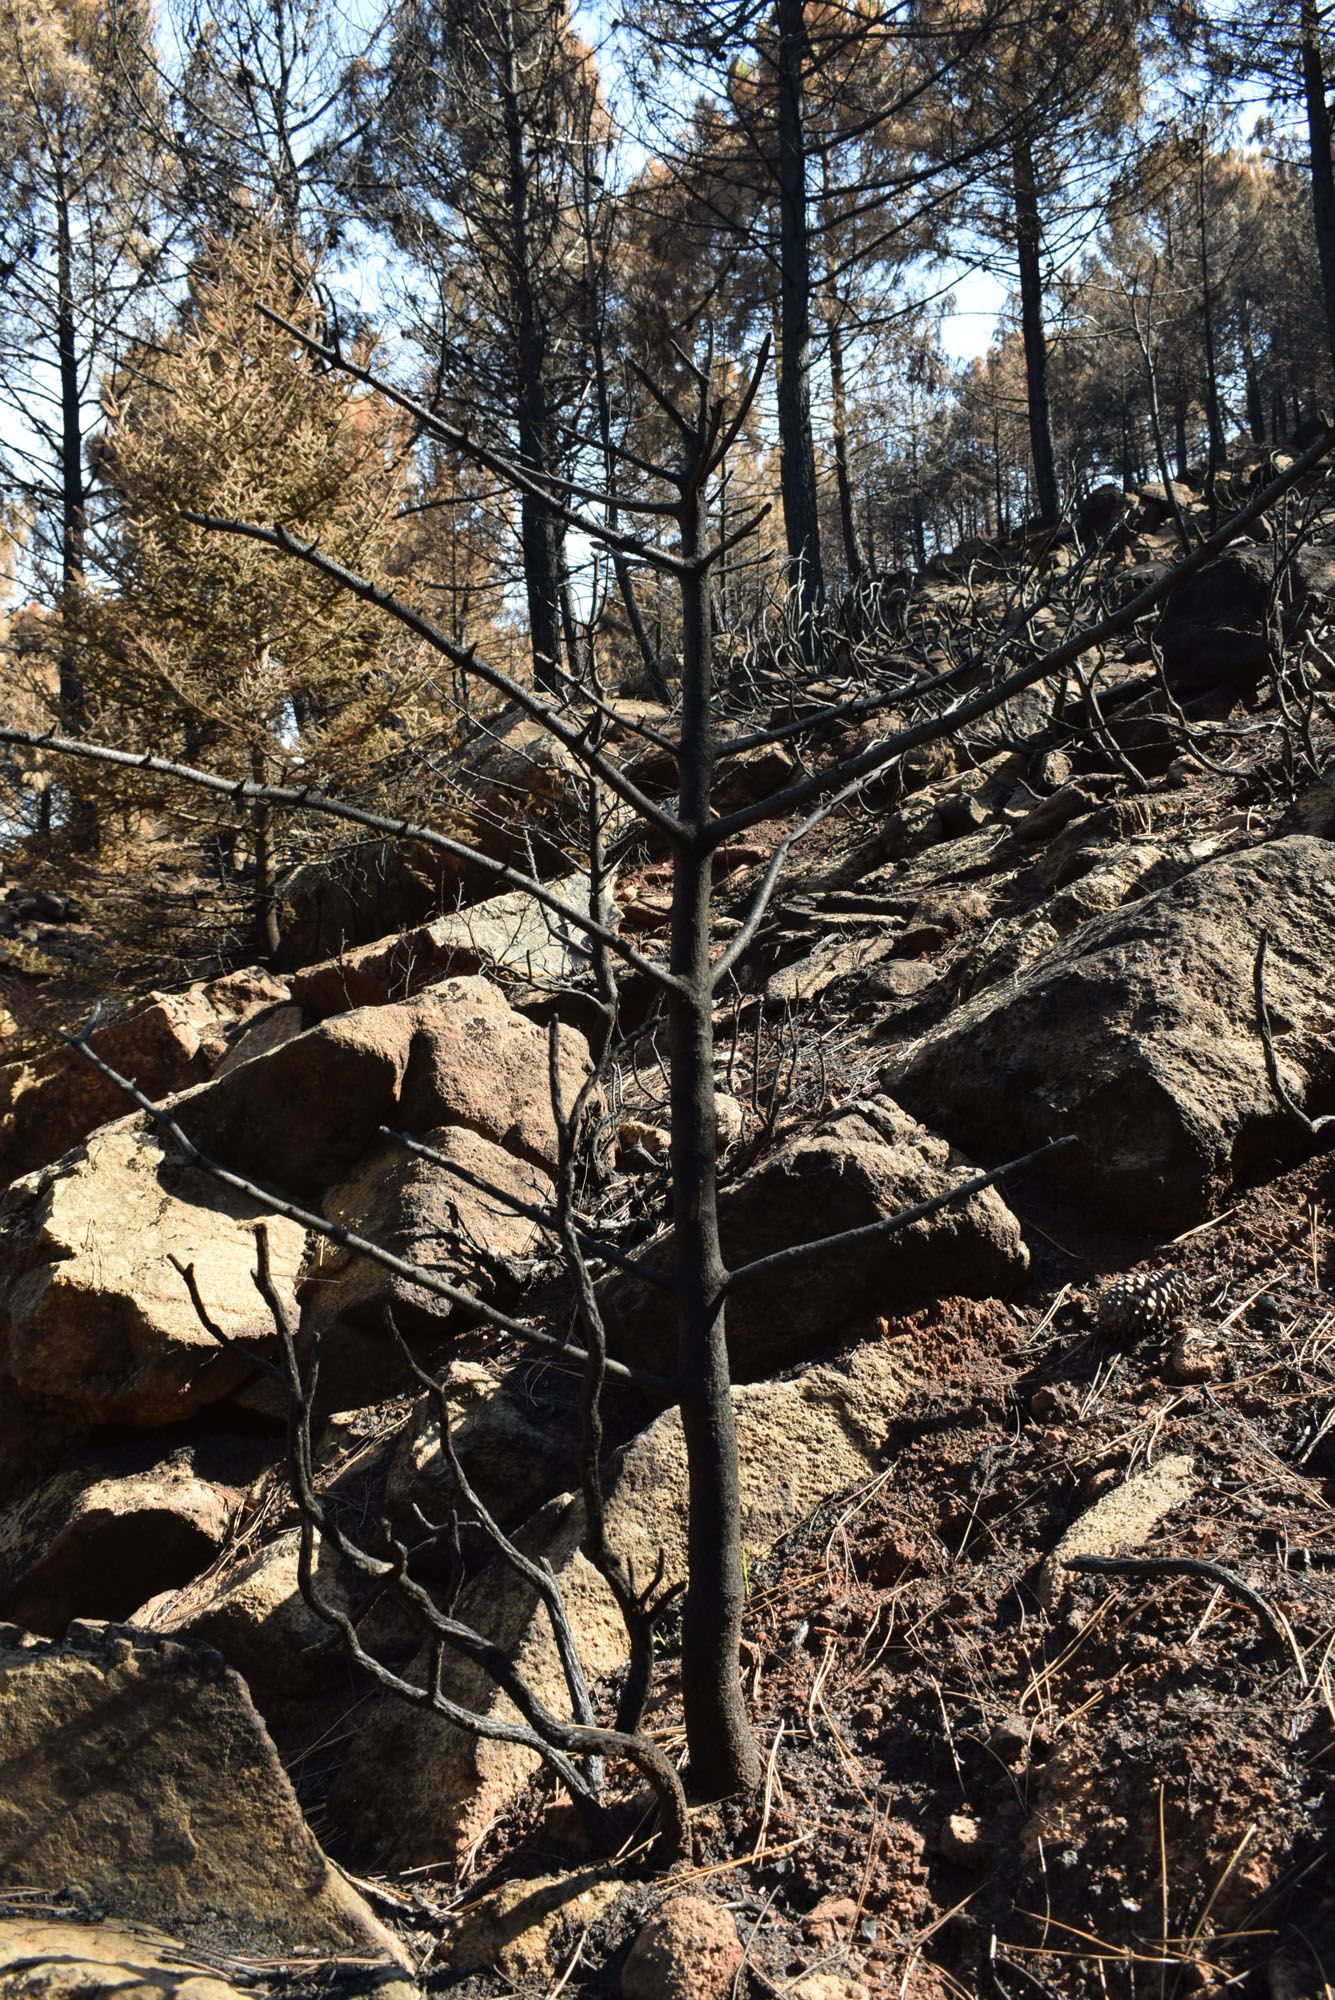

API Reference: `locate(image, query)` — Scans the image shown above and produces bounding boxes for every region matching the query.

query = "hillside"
[3,469,1335,2000]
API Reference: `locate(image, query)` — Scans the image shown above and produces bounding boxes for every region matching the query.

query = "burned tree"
[7,306,1333,1821]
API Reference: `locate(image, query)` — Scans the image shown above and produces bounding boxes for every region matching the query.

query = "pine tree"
[0,0,166,843]
[94,225,421,960]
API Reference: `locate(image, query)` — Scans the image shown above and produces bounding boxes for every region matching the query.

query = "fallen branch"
[1062,1553,1292,1659]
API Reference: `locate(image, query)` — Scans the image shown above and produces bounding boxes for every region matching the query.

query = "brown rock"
[459,711,590,869]
[939,1811,990,1867]
[173,1001,419,1194]
[385,1359,580,1543]
[0,1622,411,1969]
[868,959,939,1000]
[210,1003,305,1078]
[0,1916,255,2000]
[1156,540,1335,693]
[0,973,287,1186]
[803,1895,858,1939]
[303,1125,553,1377]
[786,1978,873,2000]
[1011,780,1114,845]
[1038,1453,1194,1611]
[1137,477,1195,521]
[452,1871,622,1982]
[887,837,1335,1232]
[0,1444,246,1637]
[621,1896,742,2000]
[1279,763,1335,840]
[136,1528,357,1745]
[177,975,590,1192]
[0,1122,305,1425]
[1033,797,1154,892]
[1046,842,1182,932]
[396,980,589,1173]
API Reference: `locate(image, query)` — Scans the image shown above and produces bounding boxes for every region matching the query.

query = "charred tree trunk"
[671,479,761,1801]
[775,0,824,621]
[1196,140,1225,491]
[1174,379,1189,482]
[827,309,866,583]
[1011,128,1060,528]
[1241,301,1266,441]
[1301,0,1335,390]
[55,168,95,852]
[500,0,564,693]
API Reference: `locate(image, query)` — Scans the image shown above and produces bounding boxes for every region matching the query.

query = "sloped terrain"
[4,477,1335,1998]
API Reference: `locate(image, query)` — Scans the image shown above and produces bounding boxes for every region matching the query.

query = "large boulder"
[281,835,469,968]
[885,835,1335,1232]
[456,710,589,871]
[300,1126,554,1404]
[606,1097,1029,1379]
[290,872,607,1019]
[327,1337,916,1868]
[144,1366,586,1745]
[0,1442,252,1637]
[385,1359,583,1545]
[0,1622,411,1971]
[135,1529,361,1748]
[1156,541,1335,694]
[177,976,590,1194]
[1076,482,1128,548]
[1135,477,1196,526]
[0,1122,305,1426]
[0,971,287,1187]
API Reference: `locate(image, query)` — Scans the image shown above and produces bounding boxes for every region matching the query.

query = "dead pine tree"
[9,319,1335,1825]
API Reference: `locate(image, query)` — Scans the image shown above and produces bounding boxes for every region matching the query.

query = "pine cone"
[1090,1267,1193,1341]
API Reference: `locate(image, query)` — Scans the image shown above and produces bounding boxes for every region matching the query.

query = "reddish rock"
[0,972,287,1186]
[621,1895,742,2000]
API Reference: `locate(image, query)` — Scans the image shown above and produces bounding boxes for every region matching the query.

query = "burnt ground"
[387,1141,1335,2000]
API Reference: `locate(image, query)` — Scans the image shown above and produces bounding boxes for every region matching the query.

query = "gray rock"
[289,871,608,1018]
[607,1096,1028,1379]
[0,1622,411,1969]
[885,836,1335,1232]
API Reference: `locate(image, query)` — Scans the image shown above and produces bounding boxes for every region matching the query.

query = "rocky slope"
[3,473,1335,1998]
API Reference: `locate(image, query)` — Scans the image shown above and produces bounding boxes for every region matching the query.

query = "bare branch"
[1062,1554,1291,1659]
[249,1229,690,1860]
[379,1125,674,1292]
